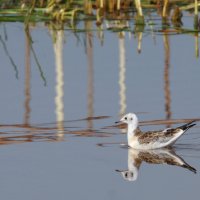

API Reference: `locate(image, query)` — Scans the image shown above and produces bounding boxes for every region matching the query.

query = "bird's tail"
[177,121,196,131]
[182,163,197,174]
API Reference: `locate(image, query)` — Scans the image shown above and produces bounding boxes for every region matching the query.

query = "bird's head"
[117,113,138,126]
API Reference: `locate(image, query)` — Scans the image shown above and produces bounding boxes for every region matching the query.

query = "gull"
[115,113,196,149]
[116,148,196,181]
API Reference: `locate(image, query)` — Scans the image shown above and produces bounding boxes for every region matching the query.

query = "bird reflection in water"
[116,147,196,182]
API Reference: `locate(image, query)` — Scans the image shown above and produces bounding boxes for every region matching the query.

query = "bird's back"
[130,122,195,149]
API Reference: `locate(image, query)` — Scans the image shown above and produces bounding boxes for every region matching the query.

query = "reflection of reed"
[24,26,31,126]
[96,24,104,46]
[119,36,126,117]
[0,35,19,79]
[195,33,199,58]
[137,32,143,54]
[85,21,94,130]
[163,33,171,128]
[53,30,64,139]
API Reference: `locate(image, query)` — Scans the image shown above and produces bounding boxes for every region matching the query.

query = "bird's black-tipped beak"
[115,169,123,172]
[115,121,120,124]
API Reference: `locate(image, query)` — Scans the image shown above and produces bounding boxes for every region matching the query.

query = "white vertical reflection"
[119,36,126,117]
[53,30,64,139]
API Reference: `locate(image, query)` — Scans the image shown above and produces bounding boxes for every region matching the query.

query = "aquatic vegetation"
[0,0,199,30]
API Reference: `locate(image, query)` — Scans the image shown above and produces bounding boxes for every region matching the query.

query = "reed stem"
[162,0,169,18]
[135,0,143,16]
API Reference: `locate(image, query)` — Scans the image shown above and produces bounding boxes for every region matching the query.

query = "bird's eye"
[124,117,127,120]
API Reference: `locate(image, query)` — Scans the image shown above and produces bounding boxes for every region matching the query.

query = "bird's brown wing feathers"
[137,129,181,144]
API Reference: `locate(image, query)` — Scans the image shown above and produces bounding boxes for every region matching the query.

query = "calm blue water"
[0,16,200,200]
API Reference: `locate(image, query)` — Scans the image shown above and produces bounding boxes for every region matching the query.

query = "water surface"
[0,13,200,200]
